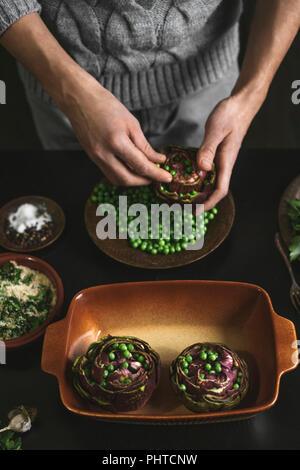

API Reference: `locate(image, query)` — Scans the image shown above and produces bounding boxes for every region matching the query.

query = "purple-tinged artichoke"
[72,335,160,413]
[155,146,216,205]
[170,343,248,412]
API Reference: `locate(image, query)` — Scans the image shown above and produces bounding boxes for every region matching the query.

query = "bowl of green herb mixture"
[0,253,64,349]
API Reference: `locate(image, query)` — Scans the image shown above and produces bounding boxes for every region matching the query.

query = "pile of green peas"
[98,342,149,388]
[178,347,243,388]
[91,183,218,255]
[197,347,223,377]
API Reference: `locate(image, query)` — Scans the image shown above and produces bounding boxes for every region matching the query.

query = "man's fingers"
[92,151,151,187]
[197,128,224,171]
[202,188,228,212]
[117,137,172,183]
[129,126,166,164]
[201,138,239,212]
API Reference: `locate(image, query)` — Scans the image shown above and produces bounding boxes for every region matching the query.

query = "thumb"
[197,128,223,171]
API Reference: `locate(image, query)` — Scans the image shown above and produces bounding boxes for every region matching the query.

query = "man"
[0,1,299,210]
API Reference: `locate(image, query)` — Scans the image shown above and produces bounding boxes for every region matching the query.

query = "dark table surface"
[1,149,300,450]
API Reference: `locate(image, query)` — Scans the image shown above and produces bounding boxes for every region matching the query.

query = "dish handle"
[41,319,67,378]
[273,314,298,376]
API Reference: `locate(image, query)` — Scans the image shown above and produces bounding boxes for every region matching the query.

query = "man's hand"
[197,92,260,211]
[197,0,300,211]
[61,76,171,186]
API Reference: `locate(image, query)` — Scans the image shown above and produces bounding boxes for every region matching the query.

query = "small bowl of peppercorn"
[0,196,65,252]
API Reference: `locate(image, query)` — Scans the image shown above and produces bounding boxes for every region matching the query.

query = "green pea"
[179,384,186,391]
[209,353,217,362]
[183,368,189,375]
[128,344,134,352]
[138,355,145,363]
[108,352,115,361]
[186,355,193,363]
[200,373,205,379]
[124,378,132,384]
[119,343,127,351]
[233,383,240,389]
[209,213,214,220]
[103,370,109,378]
[165,165,170,171]
[100,380,106,387]
[212,208,218,214]
[238,371,243,377]
[123,350,131,359]
[122,362,129,369]
[163,247,170,255]
[112,343,119,349]
[236,377,241,384]
[199,351,207,361]
[171,170,176,176]
[205,363,212,371]
[182,360,189,369]
[210,369,216,374]
[215,362,222,373]
[107,364,114,372]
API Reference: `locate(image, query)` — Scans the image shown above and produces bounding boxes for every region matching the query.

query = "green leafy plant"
[0,428,22,451]
[286,199,300,261]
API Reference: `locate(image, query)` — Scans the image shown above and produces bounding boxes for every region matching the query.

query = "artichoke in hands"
[155,145,216,205]
[72,335,160,412]
[170,343,248,412]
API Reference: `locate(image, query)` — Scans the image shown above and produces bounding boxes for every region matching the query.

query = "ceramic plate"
[84,185,235,269]
[0,196,65,252]
[0,252,64,349]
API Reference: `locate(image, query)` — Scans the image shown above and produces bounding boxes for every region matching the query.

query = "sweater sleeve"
[0,0,41,37]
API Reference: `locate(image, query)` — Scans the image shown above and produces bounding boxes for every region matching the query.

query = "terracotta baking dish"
[42,280,298,424]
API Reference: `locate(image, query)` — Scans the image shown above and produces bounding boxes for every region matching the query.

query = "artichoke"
[155,145,216,205]
[72,335,160,412]
[170,343,249,412]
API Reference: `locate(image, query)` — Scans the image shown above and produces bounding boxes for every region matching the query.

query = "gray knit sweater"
[0,0,242,110]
